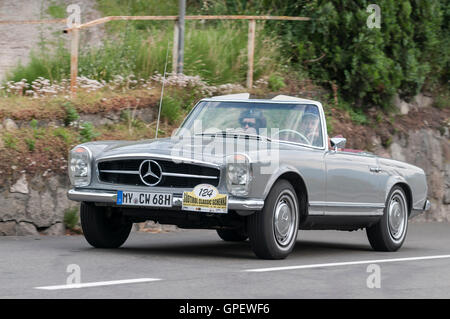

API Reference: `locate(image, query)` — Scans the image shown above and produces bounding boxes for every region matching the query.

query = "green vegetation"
[4,0,449,115]
[25,138,36,151]
[161,96,182,124]
[79,122,99,143]
[30,119,38,129]
[53,127,72,143]
[46,3,65,19]
[434,90,450,110]
[63,207,79,230]
[268,74,286,91]
[8,22,284,86]
[256,0,449,108]
[2,134,17,149]
[63,102,80,126]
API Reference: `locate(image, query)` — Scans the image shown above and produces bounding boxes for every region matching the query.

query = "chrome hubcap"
[273,193,296,247]
[388,192,406,240]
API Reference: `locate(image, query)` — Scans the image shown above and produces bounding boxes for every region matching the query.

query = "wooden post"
[70,27,79,98]
[246,19,256,89]
[172,20,179,74]
[177,0,186,74]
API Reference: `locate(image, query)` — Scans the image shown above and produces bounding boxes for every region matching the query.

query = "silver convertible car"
[67,94,430,259]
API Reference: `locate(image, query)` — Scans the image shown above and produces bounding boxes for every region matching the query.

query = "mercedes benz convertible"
[67,94,430,259]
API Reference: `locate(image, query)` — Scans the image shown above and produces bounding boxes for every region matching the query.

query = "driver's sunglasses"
[241,120,256,128]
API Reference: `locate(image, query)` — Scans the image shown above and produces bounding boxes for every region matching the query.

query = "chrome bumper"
[67,189,264,211]
[410,199,431,218]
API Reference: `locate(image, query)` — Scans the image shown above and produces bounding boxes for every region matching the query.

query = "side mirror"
[330,137,346,151]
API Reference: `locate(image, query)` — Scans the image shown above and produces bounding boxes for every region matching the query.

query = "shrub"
[161,96,182,124]
[268,74,286,91]
[79,122,99,143]
[63,207,79,230]
[25,138,35,151]
[2,134,17,149]
[63,102,80,126]
[30,119,38,129]
[258,0,448,108]
[53,127,71,143]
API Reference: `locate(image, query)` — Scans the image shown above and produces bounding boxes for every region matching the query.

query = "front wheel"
[366,186,409,251]
[80,202,132,248]
[247,179,299,259]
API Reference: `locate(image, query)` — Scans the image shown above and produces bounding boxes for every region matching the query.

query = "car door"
[324,151,384,215]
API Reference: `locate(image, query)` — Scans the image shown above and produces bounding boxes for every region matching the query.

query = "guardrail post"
[246,19,256,89]
[70,27,79,98]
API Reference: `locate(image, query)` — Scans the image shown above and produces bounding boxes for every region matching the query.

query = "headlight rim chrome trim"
[69,145,93,187]
[225,153,252,197]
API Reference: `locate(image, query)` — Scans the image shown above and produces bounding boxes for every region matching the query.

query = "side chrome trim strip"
[309,201,385,209]
[308,211,384,216]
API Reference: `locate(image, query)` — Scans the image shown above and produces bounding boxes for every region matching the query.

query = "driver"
[298,107,321,146]
[238,109,266,135]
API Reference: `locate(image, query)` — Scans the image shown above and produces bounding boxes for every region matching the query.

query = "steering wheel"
[273,129,311,145]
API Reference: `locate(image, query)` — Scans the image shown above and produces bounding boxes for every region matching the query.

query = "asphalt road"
[1,222,450,299]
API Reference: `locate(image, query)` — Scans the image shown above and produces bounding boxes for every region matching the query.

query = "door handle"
[370,167,381,173]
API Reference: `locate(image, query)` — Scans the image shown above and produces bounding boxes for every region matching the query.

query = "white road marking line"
[244,254,450,273]
[34,278,162,290]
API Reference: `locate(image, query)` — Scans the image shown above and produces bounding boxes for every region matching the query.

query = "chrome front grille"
[97,159,220,188]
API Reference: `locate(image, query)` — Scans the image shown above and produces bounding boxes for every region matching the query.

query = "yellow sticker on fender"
[182,184,228,214]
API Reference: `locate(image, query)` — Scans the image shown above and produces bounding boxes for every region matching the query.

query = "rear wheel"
[247,179,299,259]
[80,202,132,248]
[366,186,409,251]
[216,228,248,242]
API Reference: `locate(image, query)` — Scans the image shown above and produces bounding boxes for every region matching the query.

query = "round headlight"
[226,154,251,196]
[69,146,92,187]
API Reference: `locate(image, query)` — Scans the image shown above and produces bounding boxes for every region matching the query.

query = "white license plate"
[116,191,172,207]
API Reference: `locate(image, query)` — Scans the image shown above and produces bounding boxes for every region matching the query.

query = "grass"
[434,89,449,110]
[268,74,286,91]
[335,99,369,126]
[46,2,66,19]
[6,20,286,86]
[53,127,72,143]
[0,87,160,121]
[25,138,36,151]
[79,122,99,143]
[161,96,182,124]
[63,207,79,230]
[63,102,80,126]
[2,134,17,149]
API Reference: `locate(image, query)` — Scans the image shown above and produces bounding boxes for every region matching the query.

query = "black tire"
[80,202,132,248]
[247,179,299,259]
[216,228,248,242]
[366,186,409,251]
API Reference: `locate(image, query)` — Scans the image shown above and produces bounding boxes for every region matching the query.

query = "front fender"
[262,165,306,200]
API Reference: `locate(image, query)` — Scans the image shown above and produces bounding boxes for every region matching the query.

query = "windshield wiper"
[195,130,272,142]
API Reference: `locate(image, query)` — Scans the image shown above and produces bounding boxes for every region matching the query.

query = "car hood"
[92,136,274,165]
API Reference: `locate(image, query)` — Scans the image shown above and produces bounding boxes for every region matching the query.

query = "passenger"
[298,108,321,146]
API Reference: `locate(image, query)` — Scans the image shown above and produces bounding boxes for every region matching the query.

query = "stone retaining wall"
[0,174,76,235]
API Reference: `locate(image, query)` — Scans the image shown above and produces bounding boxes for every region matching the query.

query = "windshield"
[178,101,324,147]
